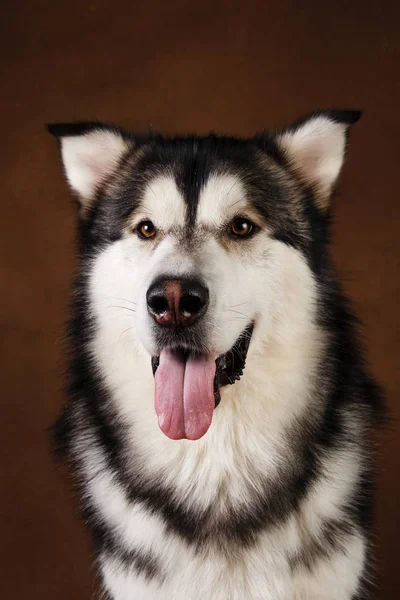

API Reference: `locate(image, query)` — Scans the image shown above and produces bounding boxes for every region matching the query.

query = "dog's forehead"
[196,174,247,226]
[141,173,247,229]
[141,176,186,229]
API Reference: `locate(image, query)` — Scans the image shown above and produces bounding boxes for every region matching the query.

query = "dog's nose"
[146,277,209,327]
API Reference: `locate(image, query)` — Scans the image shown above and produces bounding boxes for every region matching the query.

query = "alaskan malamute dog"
[49,110,382,600]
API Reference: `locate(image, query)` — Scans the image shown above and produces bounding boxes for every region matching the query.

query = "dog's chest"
[82,432,364,600]
[100,541,292,600]
[97,491,364,600]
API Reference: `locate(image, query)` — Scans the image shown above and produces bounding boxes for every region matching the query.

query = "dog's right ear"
[274,110,362,211]
[47,122,131,208]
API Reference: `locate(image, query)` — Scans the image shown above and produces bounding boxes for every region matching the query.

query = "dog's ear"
[47,122,131,207]
[275,110,362,211]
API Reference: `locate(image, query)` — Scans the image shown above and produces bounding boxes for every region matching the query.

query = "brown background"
[1,1,399,598]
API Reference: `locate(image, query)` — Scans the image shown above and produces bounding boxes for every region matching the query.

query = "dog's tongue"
[154,350,216,440]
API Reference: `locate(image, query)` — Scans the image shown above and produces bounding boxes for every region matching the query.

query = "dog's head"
[50,110,360,440]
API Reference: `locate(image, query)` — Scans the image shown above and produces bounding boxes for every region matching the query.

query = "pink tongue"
[154,350,216,440]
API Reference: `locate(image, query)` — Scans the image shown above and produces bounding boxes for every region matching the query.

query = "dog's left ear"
[275,110,362,210]
[48,122,131,208]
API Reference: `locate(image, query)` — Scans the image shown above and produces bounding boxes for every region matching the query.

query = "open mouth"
[151,323,254,440]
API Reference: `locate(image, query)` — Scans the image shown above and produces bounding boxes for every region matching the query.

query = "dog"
[49,110,382,599]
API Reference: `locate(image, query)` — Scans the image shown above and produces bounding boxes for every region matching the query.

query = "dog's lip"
[151,323,254,407]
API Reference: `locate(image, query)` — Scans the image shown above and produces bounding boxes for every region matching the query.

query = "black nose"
[146,277,209,327]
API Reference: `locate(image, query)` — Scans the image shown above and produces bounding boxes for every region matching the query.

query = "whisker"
[107,296,137,307]
[118,326,134,344]
[108,305,136,313]
[224,317,248,322]
[227,181,239,197]
[232,344,243,361]
[229,302,251,308]
[239,332,253,342]
[226,308,250,319]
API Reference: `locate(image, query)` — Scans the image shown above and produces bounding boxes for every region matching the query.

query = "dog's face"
[50,110,360,440]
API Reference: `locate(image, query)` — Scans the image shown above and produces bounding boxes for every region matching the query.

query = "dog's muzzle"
[146,276,254,442]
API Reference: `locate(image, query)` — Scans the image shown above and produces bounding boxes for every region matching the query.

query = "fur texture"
[50,111,382,599]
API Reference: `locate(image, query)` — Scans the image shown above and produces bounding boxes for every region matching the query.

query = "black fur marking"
[175,138,210,228]
[287,519,353,572]
[352,591,370,600]
[47,121,104,137]
[98,535,163,582]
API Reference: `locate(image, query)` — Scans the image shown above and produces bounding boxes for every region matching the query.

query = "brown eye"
[230,218,255,238]
[137,221,156,239]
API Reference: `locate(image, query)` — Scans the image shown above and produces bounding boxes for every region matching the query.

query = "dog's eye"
[137,221,156,239]
[230,218,255,238]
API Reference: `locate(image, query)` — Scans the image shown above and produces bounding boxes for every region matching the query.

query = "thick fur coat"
[50,111,382,599]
